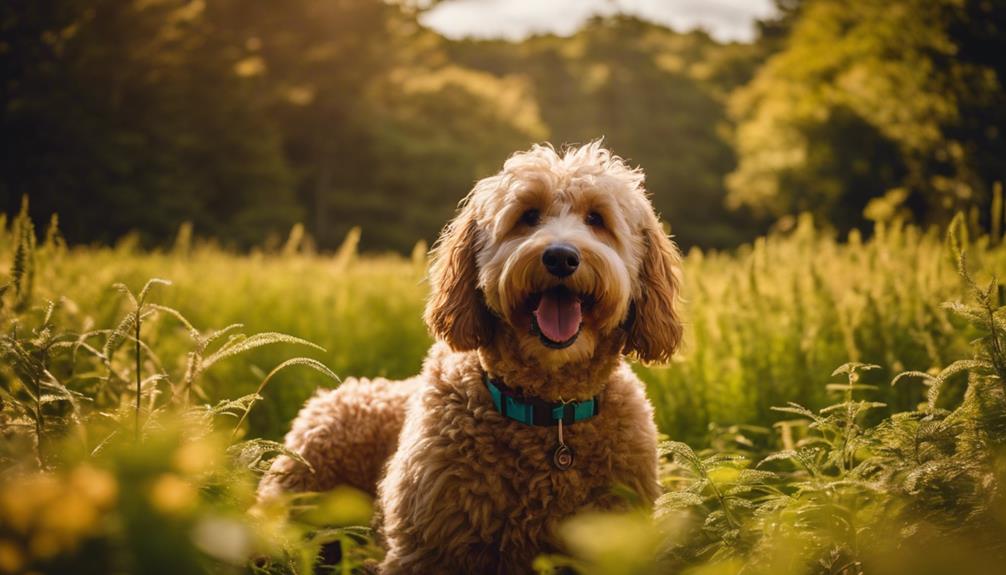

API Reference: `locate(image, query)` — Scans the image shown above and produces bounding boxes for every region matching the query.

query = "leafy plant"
[3,207,1006,574]
[0,213,362,574]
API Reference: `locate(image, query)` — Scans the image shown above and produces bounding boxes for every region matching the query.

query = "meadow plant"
[0,202,1004,574]
[0,203,372,573]
[544,214,1006,575]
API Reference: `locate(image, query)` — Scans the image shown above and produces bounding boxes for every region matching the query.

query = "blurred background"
[3,0,1003,253]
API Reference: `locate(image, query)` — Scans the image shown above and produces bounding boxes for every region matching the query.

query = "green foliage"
[0,218,432,441]
[0,0,302,247]
[10,197,36,312]
[2,210,1006,573]
[728,0,1006,232]
[0,215,380,574]
[448,16,767,248]
[640,213,1006,446]
[8,1,1002,252]
[547,235,1006,574]
[0,0,553,252]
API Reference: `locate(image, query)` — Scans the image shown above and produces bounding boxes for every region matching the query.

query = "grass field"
[1,206,1005,574]
[8,213,1002,445]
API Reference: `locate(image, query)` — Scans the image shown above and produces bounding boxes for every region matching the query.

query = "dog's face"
[425,142,682,368]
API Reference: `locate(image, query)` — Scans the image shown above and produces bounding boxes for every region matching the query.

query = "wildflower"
[149,474,197,515]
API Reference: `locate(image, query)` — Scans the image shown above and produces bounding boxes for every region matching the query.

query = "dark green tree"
[728,0,1006,233]
[1,0,299,246]
[448,16,767,248]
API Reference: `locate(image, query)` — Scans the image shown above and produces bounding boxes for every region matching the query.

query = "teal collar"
[483,374,600,427]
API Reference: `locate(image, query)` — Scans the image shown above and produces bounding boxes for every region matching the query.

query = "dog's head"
[425,141,682,368]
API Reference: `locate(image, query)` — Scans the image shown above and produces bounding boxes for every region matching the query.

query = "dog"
[258,141,683,574]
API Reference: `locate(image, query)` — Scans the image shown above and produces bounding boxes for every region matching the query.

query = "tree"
[448,16,767,249]
[727,0,1006,232]
[366,63,547,251]
[0,0,299,246]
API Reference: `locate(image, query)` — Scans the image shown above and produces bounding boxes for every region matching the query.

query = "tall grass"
[643,214,1005,444]
[1,202,1004,574]
[1,223,432,441]
[546,214,1006,575]
[5,210,1001,445]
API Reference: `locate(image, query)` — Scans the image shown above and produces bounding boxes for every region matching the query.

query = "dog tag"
[552,418,574,470]
[552,443,574,470]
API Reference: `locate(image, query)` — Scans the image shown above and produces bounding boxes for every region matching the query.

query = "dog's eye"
[585,211,604,228]
[520,209,541,227]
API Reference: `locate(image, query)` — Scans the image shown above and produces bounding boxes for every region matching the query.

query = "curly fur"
[260,141,683,574]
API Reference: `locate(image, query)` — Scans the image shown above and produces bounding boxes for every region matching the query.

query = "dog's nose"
[542,243,580,277]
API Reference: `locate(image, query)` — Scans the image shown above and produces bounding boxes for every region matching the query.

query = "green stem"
[702,465,740,532]
[843,373,855,474]
[134,306,142,441]
[985,301,1005,386]
[232,364,283,440]
[35,349,45,466]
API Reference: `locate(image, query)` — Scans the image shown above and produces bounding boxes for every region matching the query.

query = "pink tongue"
[534,290,582,343]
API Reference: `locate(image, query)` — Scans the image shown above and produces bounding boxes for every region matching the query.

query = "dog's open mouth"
[527,286,592,349]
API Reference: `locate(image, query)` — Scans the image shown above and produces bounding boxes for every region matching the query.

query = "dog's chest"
[461,401,639,557]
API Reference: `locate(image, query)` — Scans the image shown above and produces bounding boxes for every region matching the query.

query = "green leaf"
[660,440,702,469]
[655,491,705,509]
[137,278,171,304]
[771,402,821,422]
[228,438,313,475]
[825,383,879,392]
[891,371,937,387]
[202,333,325,368]
[831,363,881,377]
[757,450,799,468]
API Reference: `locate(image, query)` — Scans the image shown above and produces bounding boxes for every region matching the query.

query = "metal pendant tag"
[552,418,574,470]
[552,443,574,470]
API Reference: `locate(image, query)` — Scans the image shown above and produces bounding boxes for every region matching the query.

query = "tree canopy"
[2,0,1003,250]
[728,0,1006,232]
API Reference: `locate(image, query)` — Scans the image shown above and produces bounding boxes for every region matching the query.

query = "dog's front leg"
[377,451,502,574]
[376,399,507,573]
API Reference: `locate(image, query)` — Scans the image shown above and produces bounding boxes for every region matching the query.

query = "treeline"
[1,0,1004,251]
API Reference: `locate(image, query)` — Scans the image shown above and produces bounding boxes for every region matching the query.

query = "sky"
[420,0,779,44]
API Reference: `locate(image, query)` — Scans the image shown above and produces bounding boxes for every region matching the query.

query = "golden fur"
[260,141,683,574]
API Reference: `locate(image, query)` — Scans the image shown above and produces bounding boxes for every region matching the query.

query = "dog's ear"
[424,205,493,351]
[624,217,683,363]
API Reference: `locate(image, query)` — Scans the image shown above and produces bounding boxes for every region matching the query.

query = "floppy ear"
[424,206,494,351]
[624,217,683,363]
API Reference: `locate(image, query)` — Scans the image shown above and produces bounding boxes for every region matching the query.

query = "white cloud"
[420,0,778,43]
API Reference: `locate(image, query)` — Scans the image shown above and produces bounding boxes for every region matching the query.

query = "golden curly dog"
[259,141,683,574]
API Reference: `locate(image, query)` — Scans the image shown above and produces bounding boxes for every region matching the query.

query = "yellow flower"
[173,440,220,476]
[40,491,96,536]
[149,474,197,515]
[0,474,59,533]
[70,465,118,508]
